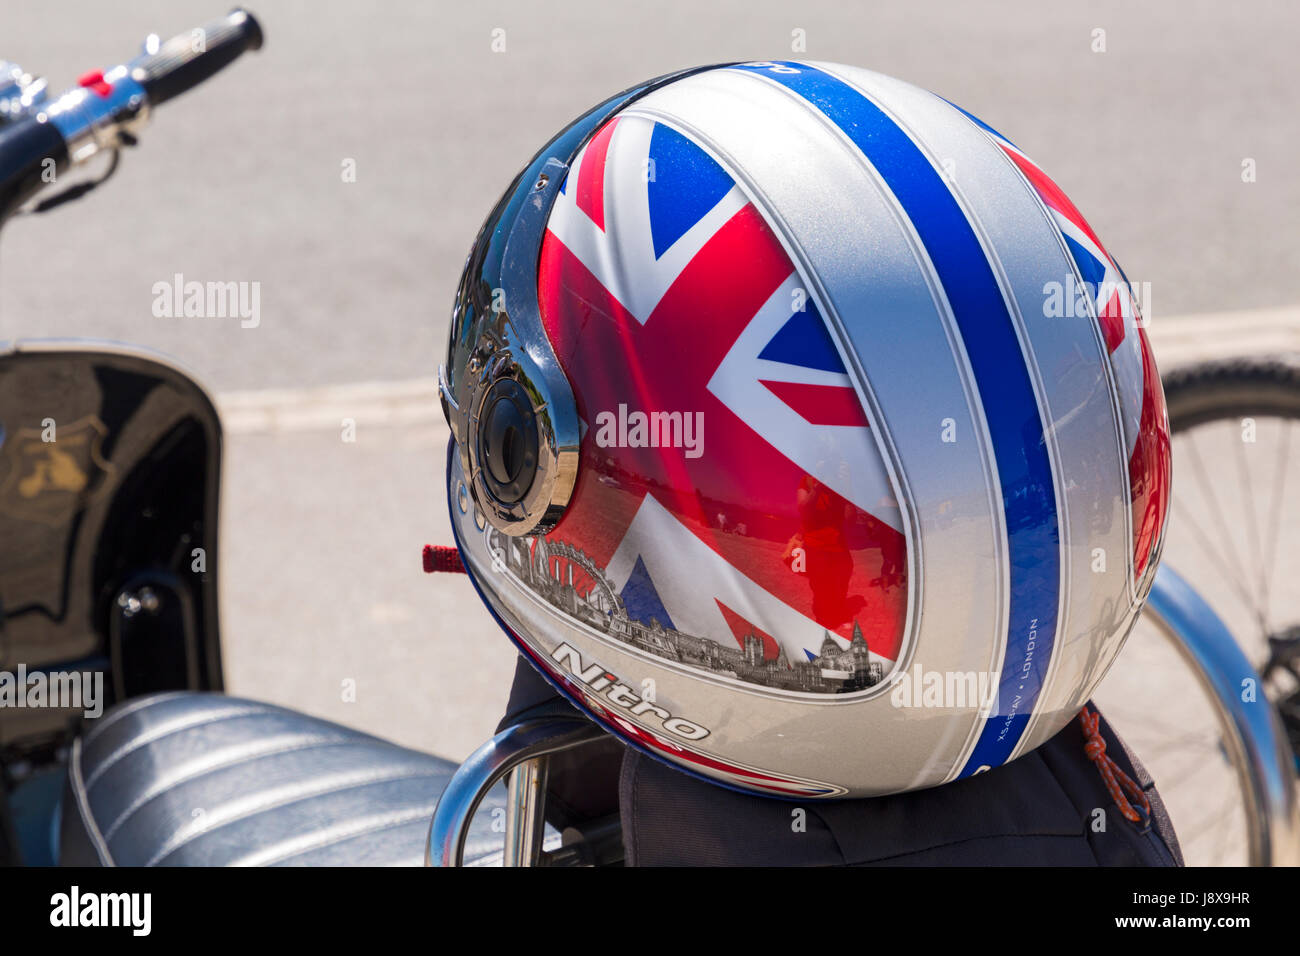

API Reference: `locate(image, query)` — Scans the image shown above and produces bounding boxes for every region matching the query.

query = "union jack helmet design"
[442,61,1170,798]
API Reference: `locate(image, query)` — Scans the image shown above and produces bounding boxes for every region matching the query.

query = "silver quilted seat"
[58,692,508,866]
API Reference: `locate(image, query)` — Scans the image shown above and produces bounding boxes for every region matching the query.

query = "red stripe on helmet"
[575,118,619,231]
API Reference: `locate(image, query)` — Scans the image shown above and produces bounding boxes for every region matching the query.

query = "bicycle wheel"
[1096,355,1300,865]
[1161,357,1300,751]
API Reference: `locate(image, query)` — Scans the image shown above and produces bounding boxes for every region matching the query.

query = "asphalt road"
[2,1,1296,864]
[2,0,1298,389]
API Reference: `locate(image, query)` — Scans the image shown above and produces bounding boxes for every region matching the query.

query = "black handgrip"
[0,114,69,221]
[132,9,263,107]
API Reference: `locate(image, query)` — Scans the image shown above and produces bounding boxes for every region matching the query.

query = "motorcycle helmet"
[441,60,1170,798]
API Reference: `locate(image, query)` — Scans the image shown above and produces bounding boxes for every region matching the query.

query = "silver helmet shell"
[444,61,1170,797]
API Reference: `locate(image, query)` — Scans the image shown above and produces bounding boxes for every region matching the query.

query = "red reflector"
[76,70,112,98]
[423,544,465,574]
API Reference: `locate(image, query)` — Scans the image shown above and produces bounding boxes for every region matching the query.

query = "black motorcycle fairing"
[0,342,223,771]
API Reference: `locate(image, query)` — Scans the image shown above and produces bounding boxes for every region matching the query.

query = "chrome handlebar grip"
[8,10,262,172]
[1144,564,1300,866]
[39,65,150,167]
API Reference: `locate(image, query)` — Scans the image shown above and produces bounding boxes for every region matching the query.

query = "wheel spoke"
[1138,361,1300,864]
[1211,789,1241,864]
[1260,419,1291,628]
[1180,431,1260,629]
[1170,482,1260,619]
[1232,416,1270,633]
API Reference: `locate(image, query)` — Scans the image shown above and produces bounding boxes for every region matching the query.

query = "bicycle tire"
[1162,355,1300,432]
[1093,353,1300,865]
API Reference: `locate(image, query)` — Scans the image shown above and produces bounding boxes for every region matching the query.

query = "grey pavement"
[219,420,520,763]
[2,0,1298,389]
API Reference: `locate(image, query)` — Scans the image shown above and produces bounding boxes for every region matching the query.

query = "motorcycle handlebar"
[132,9,263,108]
[0,9,262,221]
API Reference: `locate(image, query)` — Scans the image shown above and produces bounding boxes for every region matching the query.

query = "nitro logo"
[593,404,703,459]
[550,643,709,740]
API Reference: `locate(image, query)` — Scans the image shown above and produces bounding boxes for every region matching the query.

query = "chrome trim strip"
[39,65,149,166]
[442,65,737,537]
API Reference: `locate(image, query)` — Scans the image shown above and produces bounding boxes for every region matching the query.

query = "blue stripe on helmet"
[940,96,1020,150]
[730,61,1060,775]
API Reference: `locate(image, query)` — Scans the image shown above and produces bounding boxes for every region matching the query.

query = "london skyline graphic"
[487,528,885,695]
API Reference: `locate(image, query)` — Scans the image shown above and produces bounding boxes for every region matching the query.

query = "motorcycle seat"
[58,691,507,866]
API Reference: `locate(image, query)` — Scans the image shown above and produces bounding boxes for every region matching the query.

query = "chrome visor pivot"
[439,66,732,537]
